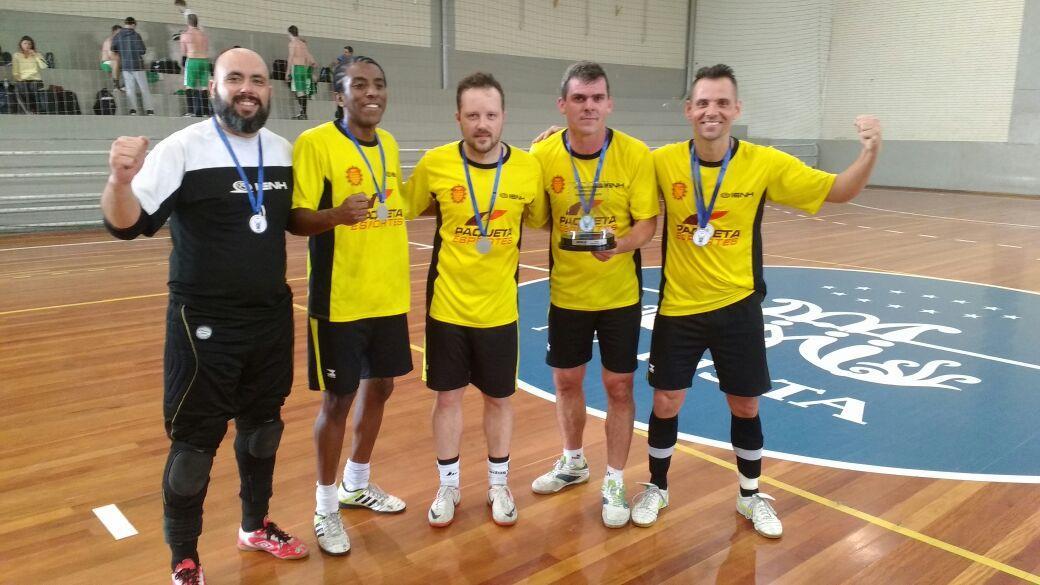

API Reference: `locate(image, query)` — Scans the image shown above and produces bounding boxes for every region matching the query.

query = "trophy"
[560,212,616,251]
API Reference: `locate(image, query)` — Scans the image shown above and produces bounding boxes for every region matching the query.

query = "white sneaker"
[736,492,783,538]
[487,485,518,526]
[427,485,461,527]
[313,512,350,555]
[631,482,669,527]
[601,479,630,528]
[531,456,590,494]
[338,482,406,513]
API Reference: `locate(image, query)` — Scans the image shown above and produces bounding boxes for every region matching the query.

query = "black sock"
[731,414,764,497]
[648,411,678,490]
[170,541,199,570]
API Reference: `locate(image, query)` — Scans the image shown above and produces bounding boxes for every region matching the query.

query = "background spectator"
[287,25,317,119]
[101,24,123,90]
[12,35,48,114]
[335,45,353,66]
[180,13,210,116]
[111,17,155,115]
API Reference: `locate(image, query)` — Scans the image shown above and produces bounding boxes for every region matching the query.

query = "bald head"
[210,48,271,136]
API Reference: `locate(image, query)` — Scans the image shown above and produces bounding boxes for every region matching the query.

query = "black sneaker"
[146,110,155,116]
[129,109,137,116]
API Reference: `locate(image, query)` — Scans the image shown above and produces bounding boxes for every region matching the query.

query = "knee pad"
[166,448,214,498]
[235,419,284,459]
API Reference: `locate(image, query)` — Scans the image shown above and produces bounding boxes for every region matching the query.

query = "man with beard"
[403,72,548,529]
[101,48,308,585]
[288,56,410,556]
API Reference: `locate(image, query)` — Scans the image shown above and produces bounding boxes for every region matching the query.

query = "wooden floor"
[2,187,1039,584]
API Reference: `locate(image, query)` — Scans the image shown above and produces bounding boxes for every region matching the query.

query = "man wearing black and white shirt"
[102,48,308,585]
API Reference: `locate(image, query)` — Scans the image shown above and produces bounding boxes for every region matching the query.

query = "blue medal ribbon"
[689,139,732,229]
[339,121,387,205]
[212,116,264,218]
[564,131,611,218]
[461,142,505,239]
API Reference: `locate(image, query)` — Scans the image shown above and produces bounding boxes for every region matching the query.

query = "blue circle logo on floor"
[517,266,1040,481]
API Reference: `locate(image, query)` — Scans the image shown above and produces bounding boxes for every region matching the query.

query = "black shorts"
[647,292,771,397]
[307,313,414,395]
[163,301,294,450]
[424,317,518,398]
[546,303,641,373]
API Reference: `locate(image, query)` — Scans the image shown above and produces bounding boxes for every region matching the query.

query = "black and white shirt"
[108,119,294,317]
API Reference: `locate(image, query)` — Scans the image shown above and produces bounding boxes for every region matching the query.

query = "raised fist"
[108,136,150,185]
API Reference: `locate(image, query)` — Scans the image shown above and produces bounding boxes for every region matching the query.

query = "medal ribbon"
[461,142,505,238]
[689,139,732,229]
[564,130,611,217]
[339,121,387,205]
[213,116,264,217]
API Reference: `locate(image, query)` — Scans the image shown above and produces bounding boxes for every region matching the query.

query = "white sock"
[488,457,509,487]
[563,447,584,465]
[605,466,624,484]
[343,459,370,492]
[315,483,339,515]
[438,459,461,488]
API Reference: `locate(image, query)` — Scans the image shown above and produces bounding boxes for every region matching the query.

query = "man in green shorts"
[179,13,209,116]
[287,25,317,120]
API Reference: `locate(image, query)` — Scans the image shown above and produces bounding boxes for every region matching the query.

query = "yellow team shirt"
[530,128,659,311]
[292,123,410,322]
[403,141,547,328]
[654,139,836,316]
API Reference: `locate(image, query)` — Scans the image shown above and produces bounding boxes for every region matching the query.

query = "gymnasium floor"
[1,187,1038,584]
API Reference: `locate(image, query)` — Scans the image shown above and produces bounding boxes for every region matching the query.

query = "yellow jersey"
[403,141,547,327]
[530,128,658,310]
[653,138,836,315]
[292,122,410,322]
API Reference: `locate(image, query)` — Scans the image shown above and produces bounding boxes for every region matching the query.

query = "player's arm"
[591,216,656,262]
[101,136,149,230]
[826,115,881,203]
[287,137,371,236]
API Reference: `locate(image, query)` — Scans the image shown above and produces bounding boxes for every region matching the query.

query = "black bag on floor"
[56,90,81,115]
[151,58,181,74]
[94,88,117,115]
[318,66,331,83]
[0,80,13,114]
[271,59,287,80]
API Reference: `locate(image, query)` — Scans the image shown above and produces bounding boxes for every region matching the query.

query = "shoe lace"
[365,483,391,505]
[264,521,293,543]
[434,485,456,508]
[633,486,661,511]
[751,496,778,524]
[318,514,345,539]
[604,481,626,506]
[173,565,201,585]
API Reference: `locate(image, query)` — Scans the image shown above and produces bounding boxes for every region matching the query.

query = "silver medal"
[692,223,714,247]
[476,236,492,254]
[376,201,389,221]
[579,214,595,232]
[249,213,268,234]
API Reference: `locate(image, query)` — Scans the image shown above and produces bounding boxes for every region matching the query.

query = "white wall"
[454,0,688,69]
[693,0,833,139]
[4,0,433,48]
[822,0,1024,141]
[693,0,1025,142]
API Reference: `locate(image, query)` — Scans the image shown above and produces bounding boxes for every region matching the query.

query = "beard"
[465,133,500,156]
[213,91,270,134]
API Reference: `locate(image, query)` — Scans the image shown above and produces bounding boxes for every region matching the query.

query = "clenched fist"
[334,193,373,226]
[854,115,881,153]
[108,136,149,185]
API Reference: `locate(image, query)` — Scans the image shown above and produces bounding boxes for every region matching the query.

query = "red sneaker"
[171,558,205,585]
[237,518,309,559]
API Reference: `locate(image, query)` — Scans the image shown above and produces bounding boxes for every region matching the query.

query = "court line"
[514,376,1040,581]
[0,236,172,252]
[637,430,1040,584]
[848,202,1040,229]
